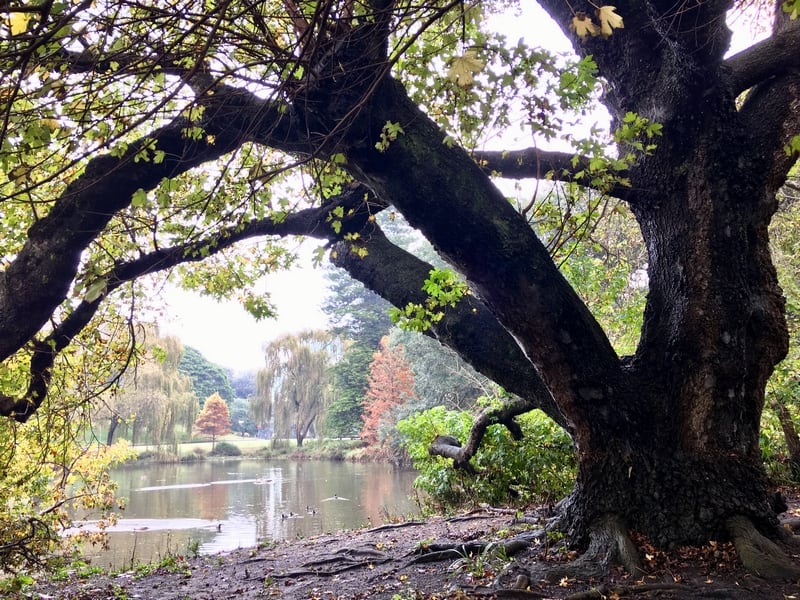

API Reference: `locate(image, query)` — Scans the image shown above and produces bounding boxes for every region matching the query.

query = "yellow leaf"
[570,12,599,39]
[8,12,31,35]
[596,5,624,37]
[447,50,485,87]
[40,118,60,131]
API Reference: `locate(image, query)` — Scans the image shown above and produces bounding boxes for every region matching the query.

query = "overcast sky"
[160,241,330,372]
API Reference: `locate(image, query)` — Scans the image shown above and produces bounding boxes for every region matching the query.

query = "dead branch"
[427,396,548,472]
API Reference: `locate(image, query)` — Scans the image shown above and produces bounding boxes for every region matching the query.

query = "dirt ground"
[29,501,800,600]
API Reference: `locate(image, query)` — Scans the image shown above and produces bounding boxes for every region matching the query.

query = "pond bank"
[30,505,800,600]
[130,438,411,467]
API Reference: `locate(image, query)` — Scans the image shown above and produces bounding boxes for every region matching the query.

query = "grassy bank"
[130,436,369,463]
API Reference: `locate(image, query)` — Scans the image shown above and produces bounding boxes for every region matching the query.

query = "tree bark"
[106,414,121,446]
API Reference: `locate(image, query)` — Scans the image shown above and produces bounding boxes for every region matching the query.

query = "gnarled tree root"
[726,515,800,580]
[496,514,642,588]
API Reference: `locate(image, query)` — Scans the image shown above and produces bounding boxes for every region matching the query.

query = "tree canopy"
[1,0,800,581]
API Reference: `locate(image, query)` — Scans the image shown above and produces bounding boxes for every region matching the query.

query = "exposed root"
[407,536,532,564]
[272,546,391,577]
[726,514,800,580]
[505,514,642,586]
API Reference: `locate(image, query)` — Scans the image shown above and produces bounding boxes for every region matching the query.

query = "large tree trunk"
[306,20,793,553]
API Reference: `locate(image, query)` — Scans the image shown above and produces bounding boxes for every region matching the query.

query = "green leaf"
[131,188,148,207]
[84,278,108,303]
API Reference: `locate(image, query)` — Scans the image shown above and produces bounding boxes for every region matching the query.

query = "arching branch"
[428,396,544,472]
[0,185,375,421]
[0,79,311,365]
[472,148,630,198]
[725,22,800,95]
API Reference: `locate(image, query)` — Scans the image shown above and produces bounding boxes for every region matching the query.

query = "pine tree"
[361,337,416,445]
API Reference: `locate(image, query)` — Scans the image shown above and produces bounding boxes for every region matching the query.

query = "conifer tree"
[194,393,231,450]
[361,337,416,445]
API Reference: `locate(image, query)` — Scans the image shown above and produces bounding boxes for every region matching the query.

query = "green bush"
[397,403,576,510]
[210,441,241,456]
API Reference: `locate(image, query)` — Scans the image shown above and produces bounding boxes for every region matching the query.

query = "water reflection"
[70,459,418,570]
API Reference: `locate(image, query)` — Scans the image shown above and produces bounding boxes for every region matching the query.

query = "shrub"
[210,441,241,456]
[397,403,576,510]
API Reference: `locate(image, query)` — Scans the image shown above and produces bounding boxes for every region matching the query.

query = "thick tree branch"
[473,147,582,177]
[428,396,546,472]
[342,77,617,442]
[0,81,310,364]
[738,73,800,202]
[473,148,630,198]
[330,223,566,430]
[725,22,800,95]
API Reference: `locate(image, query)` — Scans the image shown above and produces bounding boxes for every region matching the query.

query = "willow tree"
[98,331,197,449]
[1,0,800,580]
[253,331,338,446]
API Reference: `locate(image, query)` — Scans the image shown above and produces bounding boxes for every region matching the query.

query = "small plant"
[186,538,201,558]
[133,554,190,579]
[111,584,132,600]
[448,542,510,582]
[0,573,34,595]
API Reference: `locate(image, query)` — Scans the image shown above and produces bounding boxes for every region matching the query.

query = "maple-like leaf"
[570,12,599,39]
[447,50,485,87]
[596,5,624,37]
[7,12,30,35]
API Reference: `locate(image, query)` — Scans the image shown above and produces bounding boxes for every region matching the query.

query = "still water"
[69,459,419,570]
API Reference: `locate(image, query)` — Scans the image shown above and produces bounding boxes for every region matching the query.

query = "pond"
[67,459,420,570]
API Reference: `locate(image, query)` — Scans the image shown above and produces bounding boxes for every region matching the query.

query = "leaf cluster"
[390,268,469,332]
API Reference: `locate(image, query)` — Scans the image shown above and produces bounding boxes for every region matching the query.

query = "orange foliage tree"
[193,392,231,450]
[361,337,416,445]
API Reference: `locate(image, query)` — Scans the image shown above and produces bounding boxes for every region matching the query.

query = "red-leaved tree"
[194,393,231,451]
[361,337,416,446]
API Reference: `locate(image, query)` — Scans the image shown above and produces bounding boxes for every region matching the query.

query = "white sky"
[160,241,330,372]
[158,3,761,373]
